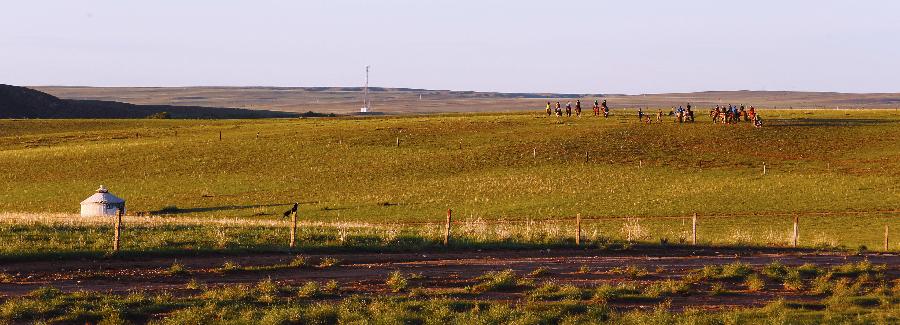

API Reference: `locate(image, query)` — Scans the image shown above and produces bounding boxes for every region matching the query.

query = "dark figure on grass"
[575,100,582,117]
[601,100,609,118]
[283,203,298,218]
[565,101,573,117]
[555,101,563,116]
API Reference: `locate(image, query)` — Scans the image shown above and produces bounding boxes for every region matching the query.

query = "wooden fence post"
[762,162,767,175]
[113,209,122,253]
[575,213,582,246]
[289,209,298,249]
[444,209,452,246]
[691,213,697,245]
[792,215,799,248]
[533,148,536,159]
[886,225,890,252]
[396,137,400,147]
[219,131,222,140]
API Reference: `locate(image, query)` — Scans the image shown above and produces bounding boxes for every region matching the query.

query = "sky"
[2,0,899,94]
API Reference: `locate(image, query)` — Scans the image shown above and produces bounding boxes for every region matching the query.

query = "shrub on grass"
[762,261,789,280]
[318,257,341,268]
[527,282,586,301]
[289,256,309,268]
[256,277,279,303]
[609,265,649,279]
[528,267,550,277]
[720,262,753,280]
[831,259,884,277]
[297,281,321,299]
[221,260,240,272]
[322,280,340,294]
[644,279,691,297]
[810,273,834,295]
[593,283,643,303]
[744,274,765,292]
[469,269,520,293]
[576,265,592,275]
[167,262,189,276]
[795,263,823,277]
[708,283,727,296]
[783,270,804,291]
[386,271,409,293]
[185,278,203,290]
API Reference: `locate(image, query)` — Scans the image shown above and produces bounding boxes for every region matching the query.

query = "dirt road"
[1,247,897,310]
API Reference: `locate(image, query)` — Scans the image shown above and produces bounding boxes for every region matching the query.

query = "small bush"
[593,283,643,302]
[221,261,240,272]
[185,278,203,290]
[762,261,789,280]
[644,279,691,297]
[529,267,551,277]
[831,259,883,276]
[720,262,753,279]
[810,273,833,295]
[744,274,765,292]
[709,282,727,296]
[576,265,592,275]
[470,269,520,293]
[527,282,586,301]
[296,281,321,299]
[783,270,804,291]
[386,271,409,293]
[167,262,189,276]
[796,263,823,277]
[289,256,309,268]
[609,265,648,279]
[322,280,340,294]
[318,257,341,268]
[256,277,279,303]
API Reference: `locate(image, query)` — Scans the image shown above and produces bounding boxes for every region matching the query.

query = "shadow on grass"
[0,235,857,263]
[149,203,294,215]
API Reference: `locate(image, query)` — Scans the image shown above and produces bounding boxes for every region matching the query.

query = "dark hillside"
[0,84,298,119]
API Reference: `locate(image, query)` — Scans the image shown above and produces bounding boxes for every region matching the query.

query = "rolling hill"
[0,84,298,119]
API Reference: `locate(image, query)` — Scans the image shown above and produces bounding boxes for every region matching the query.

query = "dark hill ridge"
[0,84,298,119]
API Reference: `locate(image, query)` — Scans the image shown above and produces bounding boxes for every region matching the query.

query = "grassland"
[0,109,899,257]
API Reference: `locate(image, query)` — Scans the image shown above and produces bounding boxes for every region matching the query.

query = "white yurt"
[80,185,126,217]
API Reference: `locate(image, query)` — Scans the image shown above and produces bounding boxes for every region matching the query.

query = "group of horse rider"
[543,100,763,127]
[545,99,609,118]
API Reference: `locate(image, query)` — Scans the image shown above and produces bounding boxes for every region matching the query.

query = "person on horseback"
[565,101,572,117]
[593,99,600,116]
[601,100,609,118]
[575,100,582,117]
[545,101,552,116]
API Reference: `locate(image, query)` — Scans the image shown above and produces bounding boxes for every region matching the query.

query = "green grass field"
[1,109,899,256]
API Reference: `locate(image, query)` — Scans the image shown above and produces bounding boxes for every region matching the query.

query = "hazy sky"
[3,1,899,94]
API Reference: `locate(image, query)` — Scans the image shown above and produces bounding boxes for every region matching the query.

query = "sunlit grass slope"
[1,109,899,224]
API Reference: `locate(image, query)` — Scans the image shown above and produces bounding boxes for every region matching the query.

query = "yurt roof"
[80,185,125,204]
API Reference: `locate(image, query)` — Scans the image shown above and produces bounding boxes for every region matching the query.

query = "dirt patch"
[0,247,896,311]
